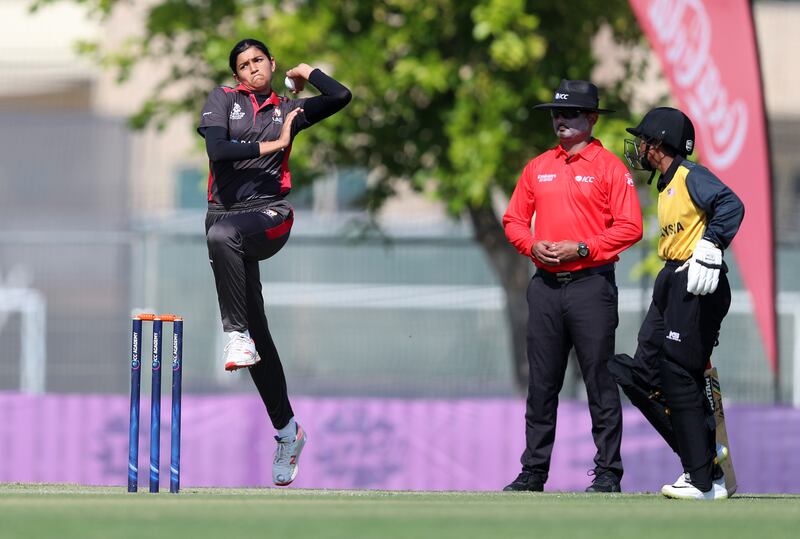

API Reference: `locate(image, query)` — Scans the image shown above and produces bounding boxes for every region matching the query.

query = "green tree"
[35,0,644,389]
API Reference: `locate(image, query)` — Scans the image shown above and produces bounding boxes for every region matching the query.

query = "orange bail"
[132,313,183,322]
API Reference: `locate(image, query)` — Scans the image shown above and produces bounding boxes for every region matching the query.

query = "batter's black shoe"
[503,471,545,492]
[585,470,621,493]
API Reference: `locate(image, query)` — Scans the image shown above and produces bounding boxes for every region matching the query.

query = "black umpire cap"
[533,79,615,113]
[626,107,695,156]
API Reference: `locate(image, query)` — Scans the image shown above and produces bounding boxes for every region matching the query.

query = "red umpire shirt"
[503,139,643,271]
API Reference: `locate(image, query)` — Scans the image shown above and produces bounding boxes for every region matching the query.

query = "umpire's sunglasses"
[550,108,583,120]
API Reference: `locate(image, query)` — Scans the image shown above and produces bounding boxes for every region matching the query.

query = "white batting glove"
[675,239,722,295]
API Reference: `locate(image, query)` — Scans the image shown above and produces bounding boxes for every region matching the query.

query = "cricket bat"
[704,366,737,496]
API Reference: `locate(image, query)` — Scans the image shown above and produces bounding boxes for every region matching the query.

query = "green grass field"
[1,484,798,539]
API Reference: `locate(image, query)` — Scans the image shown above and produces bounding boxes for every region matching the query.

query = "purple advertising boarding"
[0,393,796,492]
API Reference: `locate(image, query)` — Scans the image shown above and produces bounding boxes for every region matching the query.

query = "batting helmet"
[626,107,695,157]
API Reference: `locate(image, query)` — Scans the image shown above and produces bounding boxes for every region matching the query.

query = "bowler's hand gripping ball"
[285,76,296,92]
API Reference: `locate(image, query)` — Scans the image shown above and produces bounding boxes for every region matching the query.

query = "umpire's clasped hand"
[531,241,560,265]
[675,239,722,295]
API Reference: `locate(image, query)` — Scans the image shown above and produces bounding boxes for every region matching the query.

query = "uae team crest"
[229,102,245,120]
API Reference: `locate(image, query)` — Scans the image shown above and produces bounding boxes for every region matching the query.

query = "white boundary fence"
[1,287,46,394]
[260,283,800,406]
[8,280,800,405]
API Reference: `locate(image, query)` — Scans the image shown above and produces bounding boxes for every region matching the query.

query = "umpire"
[502,80,643,492]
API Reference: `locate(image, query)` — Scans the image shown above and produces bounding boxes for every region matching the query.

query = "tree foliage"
[34,0,648,389]
[34,0,643,210]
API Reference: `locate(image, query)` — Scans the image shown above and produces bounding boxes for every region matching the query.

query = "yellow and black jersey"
[657,158,744,261]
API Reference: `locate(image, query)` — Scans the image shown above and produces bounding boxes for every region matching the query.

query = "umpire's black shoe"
[503,471,545,492]
[585,471,621,493]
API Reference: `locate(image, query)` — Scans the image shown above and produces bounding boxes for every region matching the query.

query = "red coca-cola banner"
[628,0,777,374]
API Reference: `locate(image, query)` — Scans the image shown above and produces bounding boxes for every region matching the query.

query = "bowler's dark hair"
[229,39,272,74]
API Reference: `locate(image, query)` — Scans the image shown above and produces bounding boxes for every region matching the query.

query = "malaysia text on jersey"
[656,158,745,261]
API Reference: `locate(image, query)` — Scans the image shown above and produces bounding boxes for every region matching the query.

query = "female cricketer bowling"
[197,38,351,486]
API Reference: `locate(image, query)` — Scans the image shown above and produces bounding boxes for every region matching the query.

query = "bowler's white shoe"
[273,424,307,486]
[222,333,260,371]
[662,475,728,500]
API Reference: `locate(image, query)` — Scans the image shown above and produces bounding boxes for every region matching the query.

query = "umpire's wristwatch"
[577,242,590,258]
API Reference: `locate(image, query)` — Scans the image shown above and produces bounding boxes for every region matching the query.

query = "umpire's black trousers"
[521,266,623,482]
[205,198,295,430]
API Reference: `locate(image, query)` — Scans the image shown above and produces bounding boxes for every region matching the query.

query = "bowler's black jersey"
[198,69,350,206]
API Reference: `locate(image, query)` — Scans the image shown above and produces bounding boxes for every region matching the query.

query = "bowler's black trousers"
[521,268,623,483]
[205,198,295,430]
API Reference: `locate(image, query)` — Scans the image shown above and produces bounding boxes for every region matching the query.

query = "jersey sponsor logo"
[625,172,634,187]
[666,331,682,342]
[537,173,556,182]
[667,187,675,196]
[229,102,245,120]
[661,221,685,237]
[202,111,213,117]
[272,108,283,125]
[575,175,594,183]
